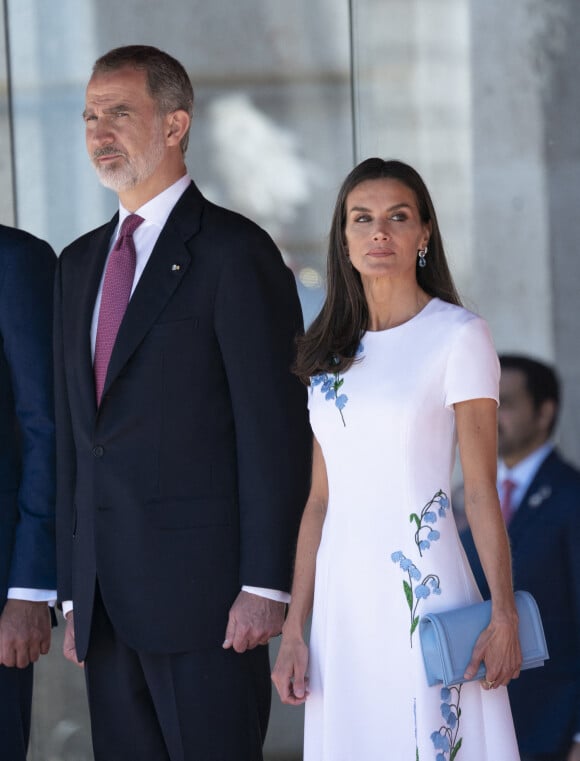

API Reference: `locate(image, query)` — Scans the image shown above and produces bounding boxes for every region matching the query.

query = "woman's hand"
[271,634,310,705]
[464,608,522,688]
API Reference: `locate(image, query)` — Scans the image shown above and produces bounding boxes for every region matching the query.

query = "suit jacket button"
[92,445,104,457]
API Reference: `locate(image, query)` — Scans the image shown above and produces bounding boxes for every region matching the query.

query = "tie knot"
[502,478,517,495]
[119,213,144,239]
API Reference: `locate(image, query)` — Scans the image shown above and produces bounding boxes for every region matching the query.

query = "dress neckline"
[364,297,439,335]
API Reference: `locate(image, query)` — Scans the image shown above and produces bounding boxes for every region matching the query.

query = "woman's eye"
[354,214,371,223]
[391,213,407,222]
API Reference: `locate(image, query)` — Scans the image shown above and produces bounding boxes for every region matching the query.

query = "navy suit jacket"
[54,182,311,660]
[460,449,580,755]
[0,225,56,607]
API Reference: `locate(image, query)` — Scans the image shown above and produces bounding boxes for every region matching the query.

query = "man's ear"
[537,398,556,437]
[165,110,190,147]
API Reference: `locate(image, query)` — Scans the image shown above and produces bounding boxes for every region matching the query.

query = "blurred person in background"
[0,225,56,761]
[461,354,580,761]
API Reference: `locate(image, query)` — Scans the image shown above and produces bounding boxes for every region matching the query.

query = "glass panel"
[351,0,580,463]
[7,0,353,328]
[0,2,14,223]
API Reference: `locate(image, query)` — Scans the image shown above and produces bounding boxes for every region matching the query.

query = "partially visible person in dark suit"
[0,225,56,761]
[461,354,580,761]
[54,45,310,761]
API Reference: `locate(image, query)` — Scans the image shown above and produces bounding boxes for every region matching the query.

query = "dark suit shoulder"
[60,220,114,263]
[0,223,56,263]
[544,449,580,481]
[200,200,279,255]
[536,450,580,496]
[167,183,280,260]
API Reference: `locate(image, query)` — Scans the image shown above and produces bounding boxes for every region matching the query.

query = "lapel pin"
[528,485,551,508]
[171,264,181,271]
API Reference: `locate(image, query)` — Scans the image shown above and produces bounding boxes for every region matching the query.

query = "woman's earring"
[418,245,428,268]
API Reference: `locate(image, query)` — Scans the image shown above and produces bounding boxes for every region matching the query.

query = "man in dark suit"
[54,45,311,761]
[461,355,580,761]
[0,225,56,760]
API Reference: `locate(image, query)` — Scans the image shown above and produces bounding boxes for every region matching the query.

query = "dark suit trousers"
[84,590,271,761]
[521,754,568,761]
[0,663,33,761]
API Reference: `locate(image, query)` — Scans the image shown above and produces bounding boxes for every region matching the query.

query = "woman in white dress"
[272,158,522,760]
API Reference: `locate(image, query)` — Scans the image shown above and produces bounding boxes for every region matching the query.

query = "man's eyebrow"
[82,103,134,118]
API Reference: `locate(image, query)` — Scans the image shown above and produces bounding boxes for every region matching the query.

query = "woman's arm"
[271,436,328,705]
[455,397,522,687]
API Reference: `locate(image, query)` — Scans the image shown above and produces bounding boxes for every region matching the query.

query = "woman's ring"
[484,679,495,689]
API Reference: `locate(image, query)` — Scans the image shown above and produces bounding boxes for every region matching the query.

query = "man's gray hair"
[93,45,194,154]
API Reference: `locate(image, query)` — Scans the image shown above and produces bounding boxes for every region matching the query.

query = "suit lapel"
[508,451,556,544]
[75,216,118,414]
[101,183,203,401]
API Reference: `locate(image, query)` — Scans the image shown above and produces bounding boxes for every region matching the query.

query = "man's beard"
[92,127,166,193]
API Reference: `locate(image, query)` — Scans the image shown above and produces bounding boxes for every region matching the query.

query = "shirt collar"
[498,441,553,494]
[118,173,191,231]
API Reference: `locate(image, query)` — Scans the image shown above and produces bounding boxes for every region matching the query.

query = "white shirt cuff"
[61,600,74,618]
[7,588,57,605]
[241,585,290,604]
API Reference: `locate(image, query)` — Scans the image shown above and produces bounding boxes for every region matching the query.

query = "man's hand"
[63,611,83,667]
[222,591,285,653]
[0,599,51,668]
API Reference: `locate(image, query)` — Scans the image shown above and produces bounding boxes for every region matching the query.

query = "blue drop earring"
[418,245,428,268]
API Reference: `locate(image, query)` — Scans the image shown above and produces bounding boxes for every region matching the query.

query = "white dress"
[305,298,520,761]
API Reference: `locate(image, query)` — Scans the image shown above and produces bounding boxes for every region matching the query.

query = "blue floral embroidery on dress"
[311,342,364,427]
[390,489,448,645]
[431,686,463,760]
[391,551,441,645]
[391,489,458,757]
[410,490,450,557]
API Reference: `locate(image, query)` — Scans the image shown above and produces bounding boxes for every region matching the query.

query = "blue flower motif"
[409,565,421,581]
[411,489,450,556]
[391,551,403,563]
[431,685,463,759]
[355,341,365,356]
[414,584,430,599]
[400,557,412,571]
[431,732,450,752]
[310,363,351,426]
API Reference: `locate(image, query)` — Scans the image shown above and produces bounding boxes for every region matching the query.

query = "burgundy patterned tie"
[94,214,144,405]
[500,478,517,526]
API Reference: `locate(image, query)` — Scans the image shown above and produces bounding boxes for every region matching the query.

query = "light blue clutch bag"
[419,590,549,687]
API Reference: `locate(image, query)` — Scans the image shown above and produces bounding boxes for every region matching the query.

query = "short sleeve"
[444,315,499,408]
